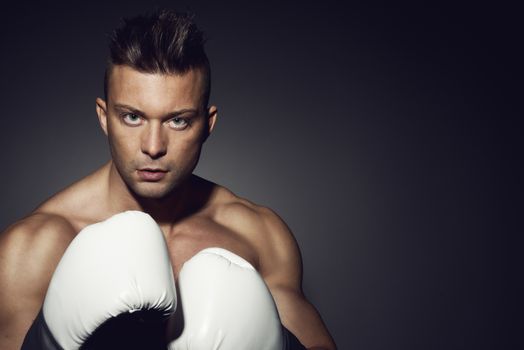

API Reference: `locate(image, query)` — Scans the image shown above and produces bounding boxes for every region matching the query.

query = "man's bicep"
[0,296,42,350]
[270,285,336,350]
[258,208,336,349]
[0,214,75,349]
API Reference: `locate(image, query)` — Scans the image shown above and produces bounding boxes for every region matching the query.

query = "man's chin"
[128,182,174,201]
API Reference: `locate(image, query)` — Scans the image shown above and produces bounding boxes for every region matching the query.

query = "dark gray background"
[0,1,520,349]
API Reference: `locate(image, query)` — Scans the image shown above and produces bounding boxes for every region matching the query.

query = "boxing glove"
[22,210,177,350]
[168,247,285,350]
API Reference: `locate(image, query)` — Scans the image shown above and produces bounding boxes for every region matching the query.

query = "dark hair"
[104,10,210,106]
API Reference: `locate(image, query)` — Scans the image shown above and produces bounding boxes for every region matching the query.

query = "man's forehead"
[107,65,206,108]
[109,65,204,89]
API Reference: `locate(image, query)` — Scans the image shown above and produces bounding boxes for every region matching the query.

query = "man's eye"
[168,117,189,130]
[122,113,142,125]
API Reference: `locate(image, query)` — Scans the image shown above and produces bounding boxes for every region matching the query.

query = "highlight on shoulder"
[0,212,77,261]
[209,189,301,265]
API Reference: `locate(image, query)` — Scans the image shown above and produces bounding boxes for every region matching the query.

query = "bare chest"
[163,218,259,279]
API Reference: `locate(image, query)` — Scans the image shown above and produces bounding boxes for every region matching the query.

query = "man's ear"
[96,97,108,136]
[203,105,218,142]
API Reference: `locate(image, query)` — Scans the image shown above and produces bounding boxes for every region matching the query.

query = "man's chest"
[163,217,260,279]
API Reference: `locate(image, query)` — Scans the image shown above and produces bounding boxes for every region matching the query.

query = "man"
[0,10,336,350]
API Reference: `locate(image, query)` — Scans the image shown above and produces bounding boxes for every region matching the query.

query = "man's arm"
[258,208,337,350]
[0,213,75,350]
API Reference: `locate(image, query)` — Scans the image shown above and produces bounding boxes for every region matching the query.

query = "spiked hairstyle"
[104,10,210,106]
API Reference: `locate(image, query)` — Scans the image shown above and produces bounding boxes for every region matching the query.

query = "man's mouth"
[137,168,168,182]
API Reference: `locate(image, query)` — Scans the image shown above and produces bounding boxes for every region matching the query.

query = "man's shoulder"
[0,212,76,256]
[206,184,302,281]
[208,184,297,256]
[209,185,281,232]
[33,164,110,228]
[1,164,110,250]
[0,213,76,300]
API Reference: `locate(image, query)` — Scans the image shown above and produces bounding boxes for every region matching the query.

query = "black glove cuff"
[282,326,307,350]
[21,309,63,350]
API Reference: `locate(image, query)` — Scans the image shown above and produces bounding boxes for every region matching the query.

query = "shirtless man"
[0,10,336,350]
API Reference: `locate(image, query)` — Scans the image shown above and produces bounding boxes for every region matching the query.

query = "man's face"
[96,65,216,199]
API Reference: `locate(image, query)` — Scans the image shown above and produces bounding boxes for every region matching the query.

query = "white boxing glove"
[23,210,177,350]
[169,247,284,350]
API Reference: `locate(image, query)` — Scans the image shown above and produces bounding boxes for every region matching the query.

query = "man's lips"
[137,168,168,181]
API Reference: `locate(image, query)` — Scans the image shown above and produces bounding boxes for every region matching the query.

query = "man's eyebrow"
[112,103,199,117]
[113,104,143,115]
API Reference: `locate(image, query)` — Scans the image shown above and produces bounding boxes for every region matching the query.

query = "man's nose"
[141,123,167,159]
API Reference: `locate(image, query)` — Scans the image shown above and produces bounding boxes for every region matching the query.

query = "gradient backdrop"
[0,1,520,349]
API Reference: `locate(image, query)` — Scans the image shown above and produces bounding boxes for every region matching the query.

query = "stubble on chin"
[124,169,190,201]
